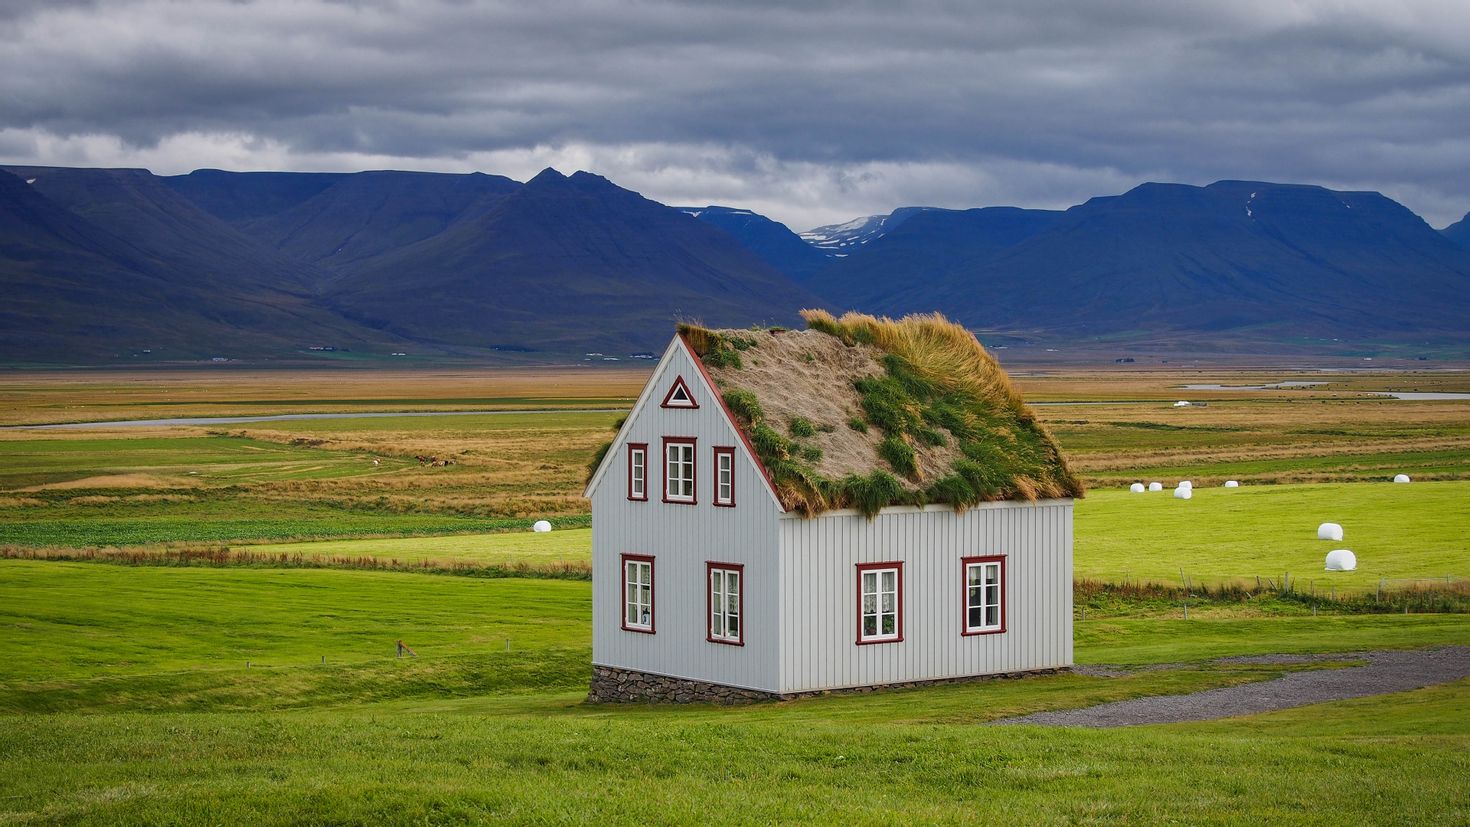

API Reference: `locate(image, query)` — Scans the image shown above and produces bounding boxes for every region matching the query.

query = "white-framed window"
[963,557,1005,635]
[857,562,902,644]
[661,376,698,408]
[622,554,654,633]
[708,563,743,645]
[627,443,647,501]
[663,437,696,503]
[713,447,735,506]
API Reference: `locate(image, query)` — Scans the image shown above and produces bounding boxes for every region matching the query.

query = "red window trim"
[661,436,698,505]
[626,443,649,501]
[855,561,904,645]
[712,446,736,507]
[660,375,699,409]
[620,553,655,634]
[961,555,1007,636]
[705,561,745,646]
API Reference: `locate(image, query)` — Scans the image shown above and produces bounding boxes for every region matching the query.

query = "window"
[663,437,696,503]
[707,562,743,645]
[660,375,698,408]
[963,556,1006,635]
[713,447,735,507]
[627,443,648,501]
[621,554,654,633]
[856,562,903,644]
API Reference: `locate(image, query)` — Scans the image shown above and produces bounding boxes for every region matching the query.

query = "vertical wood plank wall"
[777,500,1073,694]
[591,341,783,693]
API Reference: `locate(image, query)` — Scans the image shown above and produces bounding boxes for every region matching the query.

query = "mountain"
[678,205,830,282]
[812,181,1470,345]
[802,206,1063,298]
[799,207,937,257]
[0,169,400,360]
[322,169,821,353]
[163,169,347,223]
[231,171,521,273]
[1444,211,1470,251]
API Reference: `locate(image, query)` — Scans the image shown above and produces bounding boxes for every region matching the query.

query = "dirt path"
[992,646,1470,728]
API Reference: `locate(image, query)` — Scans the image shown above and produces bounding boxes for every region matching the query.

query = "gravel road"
[992,646,1470,728]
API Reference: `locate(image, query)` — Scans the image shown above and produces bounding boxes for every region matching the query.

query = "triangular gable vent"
[660,375,699,408]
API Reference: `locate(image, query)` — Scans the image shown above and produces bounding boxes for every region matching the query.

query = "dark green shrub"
[878,436,917,479]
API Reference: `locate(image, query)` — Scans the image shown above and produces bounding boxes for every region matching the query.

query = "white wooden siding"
[591,338,783,693]
[777,499,1073,694]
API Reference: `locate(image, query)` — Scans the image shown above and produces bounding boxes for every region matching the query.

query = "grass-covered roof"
[681,310,1083,517]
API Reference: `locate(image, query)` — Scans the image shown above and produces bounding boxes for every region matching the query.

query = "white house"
[583,313,1080,702]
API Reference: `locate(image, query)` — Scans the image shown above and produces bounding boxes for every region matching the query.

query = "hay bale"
[1223,480,1240,488]
[1129,482,1145,493]
[1317,522,1344,541]
[1148,482,1163,492]
[1178,480,1193,490]
[1393,473,1411,484]
[1325,549,1357,571]
[532,520,553,533]
[1172,400,1192,407]
[1173,486,1192,500]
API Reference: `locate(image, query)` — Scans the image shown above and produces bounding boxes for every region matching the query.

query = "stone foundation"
[587,664,1070,704]
[588,665,779,704]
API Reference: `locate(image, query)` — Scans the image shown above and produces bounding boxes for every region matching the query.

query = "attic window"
[660,375,698,409]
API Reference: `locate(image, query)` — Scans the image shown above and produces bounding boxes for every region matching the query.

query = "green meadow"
[1,369,1467,823]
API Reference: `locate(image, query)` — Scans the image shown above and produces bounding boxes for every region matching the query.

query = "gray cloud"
[1,0,1467,229]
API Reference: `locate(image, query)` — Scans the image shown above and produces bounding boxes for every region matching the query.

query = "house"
[582,311,1083,702]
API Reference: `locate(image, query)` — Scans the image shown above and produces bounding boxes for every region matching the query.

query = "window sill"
[706,636,744,646]
[621,625,656,635]
[962,627,1006,636]
[855,635,904,646]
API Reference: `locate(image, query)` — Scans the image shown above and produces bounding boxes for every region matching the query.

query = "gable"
[582,335,783,510]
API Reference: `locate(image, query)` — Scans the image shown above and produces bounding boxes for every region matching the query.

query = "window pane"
[881,592,894,613]
[969,606,984,628]
[863,593,876,613]
[969,585,983,608]
[727,592,739,613]
[985,564,999,586]
[986,584,999,606]
[863,616,877,636]
[863,571,876,592]
[881,570,895,592]
[969,565,983,587]
[627,604,638,624]
[986,606,999,627]
[882,615,895,635]
[728,616,739,636]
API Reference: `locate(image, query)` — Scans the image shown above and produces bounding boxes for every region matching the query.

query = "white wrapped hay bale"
[1324,549,1357,571]
[1148,482,1163,492]
[532,520,553,533]
[1130,482,1145,493]
[1317,522,1344,541]
[1172,400,1192,407]
[1178,480,1193,490]
[1393,474,1411,484]
[1224,480,1239,488]
[1173,486,1192,500]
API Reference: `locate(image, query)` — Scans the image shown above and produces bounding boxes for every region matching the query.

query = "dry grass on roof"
[679,312,1083,517]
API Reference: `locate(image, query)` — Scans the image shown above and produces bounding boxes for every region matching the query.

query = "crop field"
[1,365,1467,823]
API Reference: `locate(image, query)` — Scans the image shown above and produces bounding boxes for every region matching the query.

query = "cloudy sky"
[3,0,1468,230]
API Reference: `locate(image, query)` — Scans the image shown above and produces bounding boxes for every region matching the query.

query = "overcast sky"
[3,0,1468,230]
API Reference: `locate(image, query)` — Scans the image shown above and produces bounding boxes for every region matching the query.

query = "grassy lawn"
[246,527,593,564]
[1076,480,1470,591]
[1,560,1467,824]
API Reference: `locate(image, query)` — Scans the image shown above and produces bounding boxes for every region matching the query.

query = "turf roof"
[680,310,1083,517]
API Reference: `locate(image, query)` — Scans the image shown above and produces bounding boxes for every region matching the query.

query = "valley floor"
[0,366,1466,823]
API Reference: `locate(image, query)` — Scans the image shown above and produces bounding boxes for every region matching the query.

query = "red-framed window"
[621,553,655,634]
[962,556,1006,635]
[712,446,735,507]
[856,562,903,645]
[627,443,648,501]
[706,562,744,645]
[662,436,697,504]
[660,375,699,409]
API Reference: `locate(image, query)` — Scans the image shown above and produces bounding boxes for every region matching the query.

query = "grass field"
[1,560,1467,823]
[1,366,1467,823]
